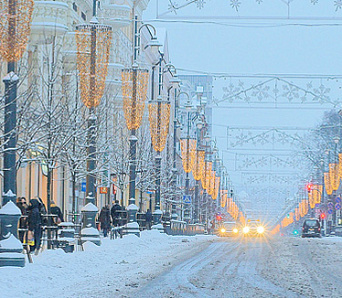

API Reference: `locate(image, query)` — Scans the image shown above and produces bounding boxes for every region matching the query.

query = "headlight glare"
[243,226,250,234]
[257,226,265,234]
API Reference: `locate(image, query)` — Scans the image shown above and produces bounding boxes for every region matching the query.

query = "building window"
[73,2,77,12]
[81,12,86,21]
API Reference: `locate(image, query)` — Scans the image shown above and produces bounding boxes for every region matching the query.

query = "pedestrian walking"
[27,198,42,254]
[145,209,153,230]
[16,197,28,243]
[99,205,111,237]
[111,200,122,227]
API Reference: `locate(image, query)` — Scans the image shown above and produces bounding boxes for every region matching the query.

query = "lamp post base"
[81,202,101,246]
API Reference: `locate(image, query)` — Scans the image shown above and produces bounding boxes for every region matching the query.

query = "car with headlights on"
[216,221,239,237]
[242,219,266,236]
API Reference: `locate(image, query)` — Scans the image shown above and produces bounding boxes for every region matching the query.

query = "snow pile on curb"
[0,230,215,298]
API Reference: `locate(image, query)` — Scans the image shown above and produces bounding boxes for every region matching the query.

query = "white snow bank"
[0,231,215,298]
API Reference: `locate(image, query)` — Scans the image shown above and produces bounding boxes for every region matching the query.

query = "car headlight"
[257,226,265,234]
[220,228,226,233]
[243,226,250,234]
[233,228,238,234]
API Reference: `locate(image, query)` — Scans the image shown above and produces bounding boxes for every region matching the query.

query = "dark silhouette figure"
[145,209,153,230]
[16,197,28,243]
[99,205,111,237]
[111,200,122,227]
[27,198,42,253]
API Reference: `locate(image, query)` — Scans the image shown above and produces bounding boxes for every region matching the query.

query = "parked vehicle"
[302,218,321,238]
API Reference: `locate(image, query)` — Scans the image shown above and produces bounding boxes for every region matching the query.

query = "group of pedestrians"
[98,200,154,237]
[16,197,64,254]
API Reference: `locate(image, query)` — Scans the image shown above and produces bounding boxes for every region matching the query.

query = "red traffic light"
[320,213,326,220]
[306,183,313,193]
[216,215,222,221]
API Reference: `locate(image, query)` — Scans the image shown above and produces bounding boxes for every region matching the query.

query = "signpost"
[183,195,191,204]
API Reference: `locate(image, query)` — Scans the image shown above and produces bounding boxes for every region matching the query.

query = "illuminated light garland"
[220,190,228,208]
[208,170,216,196]
[76,23,112,108]
[212,176,220,200]
[308,189,315,209]
[180,138,197,173]
[148,99,171,152]
[339,153,342,178]
[324,172,333,195]
[121,69,149,130]
[295,207,300,221]
[0,0,34,62]
[201,161,212,190]
[314,185,322,205]
[329,163,340,191]
[192,150,205,181]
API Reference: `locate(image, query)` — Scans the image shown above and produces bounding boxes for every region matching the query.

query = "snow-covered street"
[2,232,342,298]
[134,235,342,298]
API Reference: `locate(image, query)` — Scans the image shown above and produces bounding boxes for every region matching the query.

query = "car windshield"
[305,220,319,228]
[223,222,236,229]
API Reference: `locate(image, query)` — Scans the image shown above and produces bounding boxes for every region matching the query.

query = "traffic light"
[306,183,313,193]
[320,213,326,220]
[216,215,222,221]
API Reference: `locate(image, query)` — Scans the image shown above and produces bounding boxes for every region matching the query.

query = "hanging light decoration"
[329,163,340,191]
[180,138,197,173]
[148,99,171,152]
[0,0,34,62]
[121,68,149,130]
[324,172,333,195]
[212,176,220,200]
[76,22,112,108]
[192,150,205,181]
[201,161,212,190]
[313,185,322,205]
[221,190,228,207]
[308,189,315,209]
[208,170,215,196]
[295,207,300,221]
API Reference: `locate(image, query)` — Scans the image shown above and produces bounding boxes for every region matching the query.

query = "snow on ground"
[0,231,216,298]
[259,236,342,297]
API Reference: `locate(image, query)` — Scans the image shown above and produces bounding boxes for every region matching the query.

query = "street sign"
[328,202,334,209]
[336,197,341,204]
[81,182,86,192]
[328,209,333,215]
[336,203,341,210]
[99,187,108,194]
[183,195,191,204]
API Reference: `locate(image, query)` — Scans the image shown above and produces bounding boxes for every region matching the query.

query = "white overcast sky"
[142,0,342,219]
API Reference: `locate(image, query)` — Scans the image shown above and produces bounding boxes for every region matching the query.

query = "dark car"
[302,218,321,238]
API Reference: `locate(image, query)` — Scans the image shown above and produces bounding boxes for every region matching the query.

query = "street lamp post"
[76,0,112,245]
[121,19,160,235]
[149,59,178,227]
[0,0,34,267]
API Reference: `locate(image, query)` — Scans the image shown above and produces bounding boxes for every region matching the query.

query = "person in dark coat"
[16,197,28,243]
[145,209,153,230]
[27,198,42,253]
[50,200,64,225]
[111,200,122,227]
[99,205,111,237]
[37,197,47,225]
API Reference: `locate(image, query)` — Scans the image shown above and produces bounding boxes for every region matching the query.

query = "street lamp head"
[196,85,204,97]
[334,136,340,144]
[185,100,193,111]
[196,119,203,129]
[147,36,162,56]
[204,133,211,142]
[169,74,181,88]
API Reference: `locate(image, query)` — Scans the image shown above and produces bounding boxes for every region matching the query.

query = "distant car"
[302,218,321,238]
[216,221,239,237]
[242,219,266,236]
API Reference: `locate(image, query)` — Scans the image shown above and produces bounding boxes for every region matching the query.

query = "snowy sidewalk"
[0,230,215,298]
